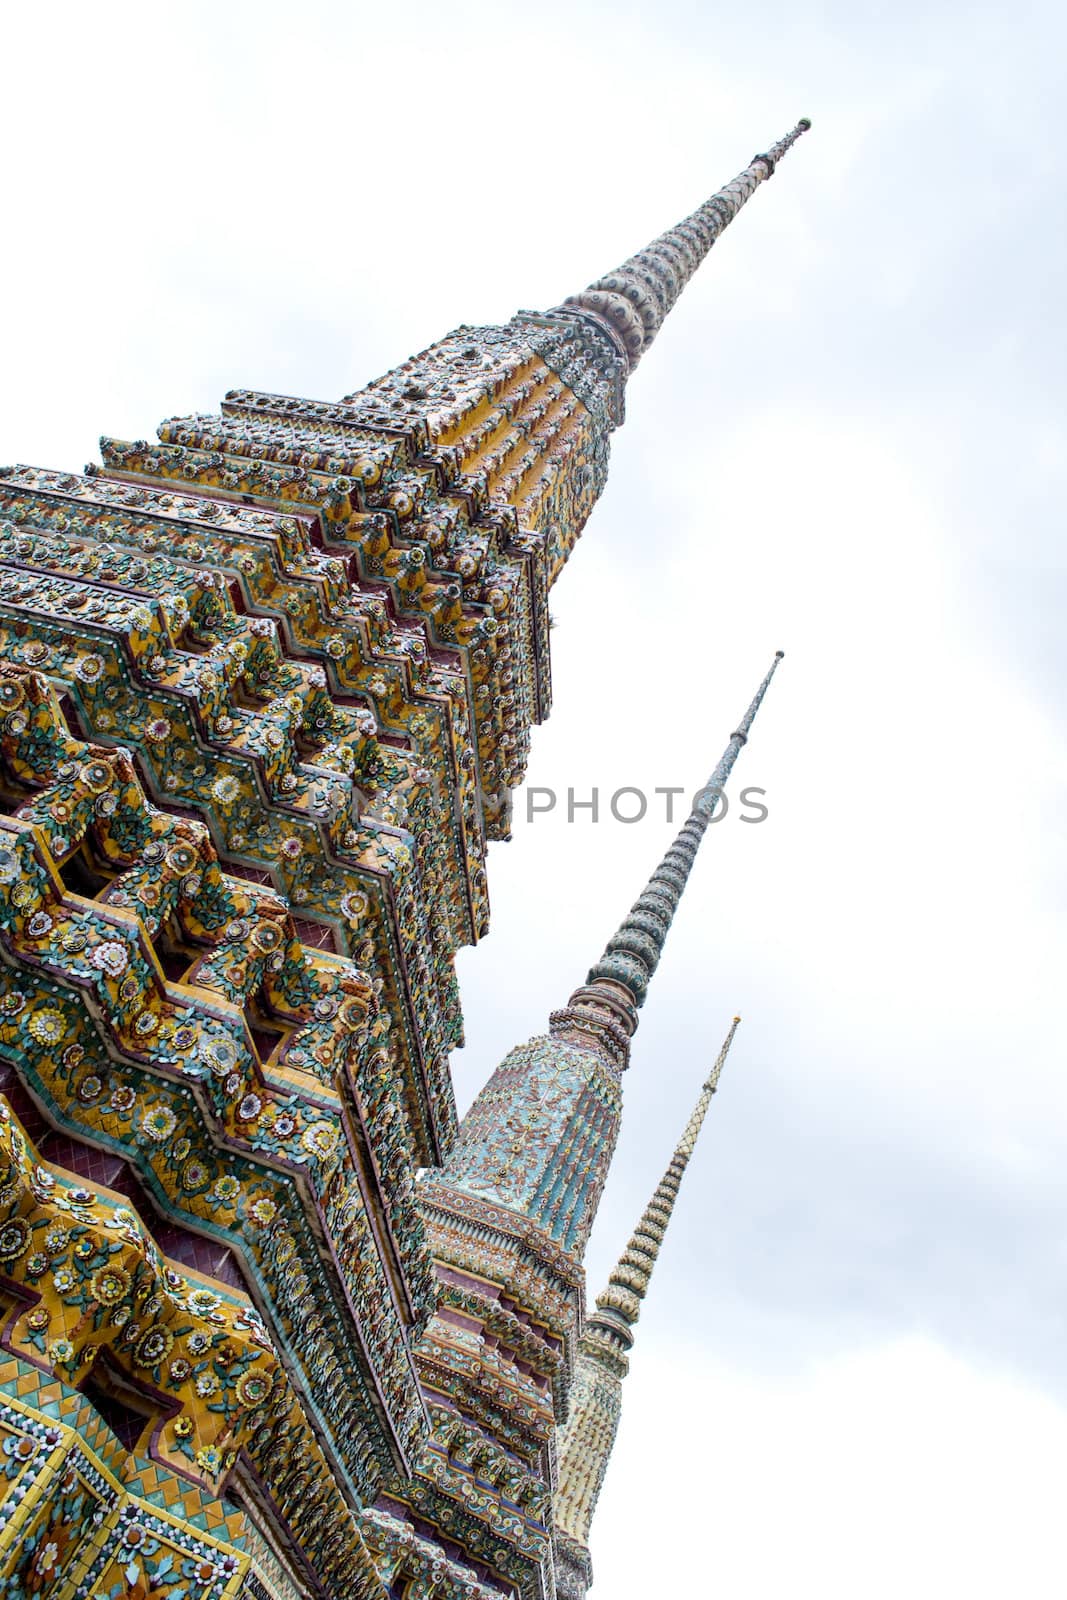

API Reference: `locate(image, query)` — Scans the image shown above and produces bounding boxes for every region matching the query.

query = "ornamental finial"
[558,120,811,368]
[590,1015,741,1346]
[566,653,782,1042]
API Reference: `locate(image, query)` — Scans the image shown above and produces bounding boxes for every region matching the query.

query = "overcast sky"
[3,2,1065,1595]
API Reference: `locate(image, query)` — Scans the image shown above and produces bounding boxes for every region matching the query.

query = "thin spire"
[590,1016,740,1351]
[436,658,781,1257]
[577,652,782,1028]
[560,119,811,368]
[552,1019,741,1589]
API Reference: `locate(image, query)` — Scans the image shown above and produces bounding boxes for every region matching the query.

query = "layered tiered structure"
[0,119,808,1600]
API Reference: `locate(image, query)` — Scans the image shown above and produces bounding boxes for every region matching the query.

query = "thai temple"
[0,115,809,1600]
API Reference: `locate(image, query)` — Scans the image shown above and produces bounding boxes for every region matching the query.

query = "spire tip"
[559,115,814,372]
[775,650,785,659]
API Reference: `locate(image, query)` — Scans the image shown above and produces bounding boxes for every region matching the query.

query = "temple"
[0,118,808,1600]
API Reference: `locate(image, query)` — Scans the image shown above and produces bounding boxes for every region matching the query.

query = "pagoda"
[0,119,808,1599]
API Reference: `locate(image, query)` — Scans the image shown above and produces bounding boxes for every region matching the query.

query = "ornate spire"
[552,1019,741,1598]
[563,651,783,1045]
[589,1015,740,1352]
[436,654,782,1256]
[560,119,811,369]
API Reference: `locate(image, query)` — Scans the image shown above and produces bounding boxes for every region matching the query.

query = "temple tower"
[0,119,808,1600]
[553,1019,742,1599]
[378,661,781,1599]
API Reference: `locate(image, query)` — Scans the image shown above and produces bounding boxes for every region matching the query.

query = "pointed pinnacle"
[559,121,811,368]
[676,1013,741,1158]
[584,654,783,1013]
[590,1016,742,1344]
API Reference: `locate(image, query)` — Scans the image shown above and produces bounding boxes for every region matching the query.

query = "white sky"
[2,2,1065,1595]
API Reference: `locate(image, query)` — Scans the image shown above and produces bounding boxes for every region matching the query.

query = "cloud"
[592,1335,1067,1598]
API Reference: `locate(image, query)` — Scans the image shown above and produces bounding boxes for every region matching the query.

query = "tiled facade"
[0,121,808,1599]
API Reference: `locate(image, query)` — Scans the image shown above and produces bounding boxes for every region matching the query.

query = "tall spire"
[436,654,782,1257]
[552,1019,742,1599]
[589,1015,740,1351]
[566,651,783,1043]
[560,119,811,369]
